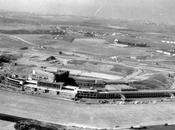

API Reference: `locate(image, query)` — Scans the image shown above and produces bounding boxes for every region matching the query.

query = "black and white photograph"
[0,0,175,130]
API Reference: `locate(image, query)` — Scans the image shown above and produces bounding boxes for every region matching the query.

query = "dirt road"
[9,35,35,46]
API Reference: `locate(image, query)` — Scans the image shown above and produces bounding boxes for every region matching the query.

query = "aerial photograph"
[1,0,175,130]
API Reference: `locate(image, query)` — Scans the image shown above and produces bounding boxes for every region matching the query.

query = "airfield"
[1,89,175,129]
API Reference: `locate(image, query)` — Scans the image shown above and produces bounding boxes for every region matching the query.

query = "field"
[14,34,150,56]
[0,35,30,48]
[1,90,175,129]
[0,120,15,130]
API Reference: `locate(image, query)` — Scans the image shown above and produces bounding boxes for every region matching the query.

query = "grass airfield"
[1,90,175,129]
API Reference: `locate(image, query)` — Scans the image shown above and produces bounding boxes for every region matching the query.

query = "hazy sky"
[0,0,175,24]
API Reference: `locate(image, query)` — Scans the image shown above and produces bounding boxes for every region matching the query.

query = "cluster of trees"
[0,54,18,65]
[14,120,59,130]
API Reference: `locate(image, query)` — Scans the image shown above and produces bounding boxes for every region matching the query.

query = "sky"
[0,0,175,24]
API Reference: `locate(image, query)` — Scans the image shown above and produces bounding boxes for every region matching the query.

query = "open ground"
[1,90,175,129]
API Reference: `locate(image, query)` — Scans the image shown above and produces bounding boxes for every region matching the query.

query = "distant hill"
[0,0,175,25]
[0,10,175,35]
